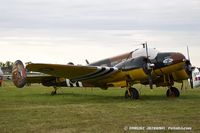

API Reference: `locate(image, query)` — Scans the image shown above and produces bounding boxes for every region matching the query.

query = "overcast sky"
[0,0,200,66]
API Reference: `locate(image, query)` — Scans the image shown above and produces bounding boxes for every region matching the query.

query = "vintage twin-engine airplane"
[12,44,200,99]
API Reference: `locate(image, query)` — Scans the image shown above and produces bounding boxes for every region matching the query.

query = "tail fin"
[12,60,27,88]
[190,67,200,88]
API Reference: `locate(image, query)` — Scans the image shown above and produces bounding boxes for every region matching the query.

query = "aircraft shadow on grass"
[28,91,200,103]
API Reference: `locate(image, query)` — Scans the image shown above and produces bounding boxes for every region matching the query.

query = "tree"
[5,61,12,67]
[0,62,3,67]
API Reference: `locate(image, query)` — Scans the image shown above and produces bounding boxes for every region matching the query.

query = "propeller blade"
[190,75,194,89]
[148,72,153,89]
[186,46,194,89]
[187,46,190,61]
[144,42,154,89]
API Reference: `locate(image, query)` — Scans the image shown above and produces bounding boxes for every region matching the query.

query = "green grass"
[0,81,200,133]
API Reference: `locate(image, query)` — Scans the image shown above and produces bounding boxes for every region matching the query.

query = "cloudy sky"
[0,0,200,66]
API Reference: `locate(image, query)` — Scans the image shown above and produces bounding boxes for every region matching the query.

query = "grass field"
[0,81,200,133]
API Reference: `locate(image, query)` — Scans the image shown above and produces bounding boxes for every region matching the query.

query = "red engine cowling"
[12,60,27,88]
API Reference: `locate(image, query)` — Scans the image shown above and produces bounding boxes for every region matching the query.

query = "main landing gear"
[125,87,139,100]
[166,87,180,97]
[124,86,180,99]
[51,86,58,95]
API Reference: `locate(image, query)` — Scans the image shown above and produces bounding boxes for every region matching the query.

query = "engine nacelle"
[12,60,27,88]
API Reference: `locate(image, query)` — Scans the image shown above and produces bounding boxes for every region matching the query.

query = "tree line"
[0,61,14,67]
[0,61,14,74]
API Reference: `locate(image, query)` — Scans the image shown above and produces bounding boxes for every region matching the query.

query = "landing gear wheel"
[125,87,139,100]
[166,87,180,97]
[130,88,139,99]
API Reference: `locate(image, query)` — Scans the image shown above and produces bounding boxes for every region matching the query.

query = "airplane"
[189,67,200,88]
[11,44,200,99]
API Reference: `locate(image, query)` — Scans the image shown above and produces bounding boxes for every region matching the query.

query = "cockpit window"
[115,56,146,70]
[132,48,159,60]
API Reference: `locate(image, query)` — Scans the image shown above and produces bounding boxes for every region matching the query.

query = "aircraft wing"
[13,60,147,88]
[26,63,119,82]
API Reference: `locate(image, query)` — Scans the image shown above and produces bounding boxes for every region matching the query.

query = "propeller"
[143,43,155,89]
[186,46,194,89]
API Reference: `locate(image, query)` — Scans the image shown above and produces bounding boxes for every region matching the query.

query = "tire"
[166,89,171,97]
[129,88,139,99]
[171,87,180,97]
[166,87,180,97]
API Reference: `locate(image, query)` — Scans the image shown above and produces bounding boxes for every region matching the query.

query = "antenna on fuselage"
[85,59,89,65]
[142,42,146,48]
